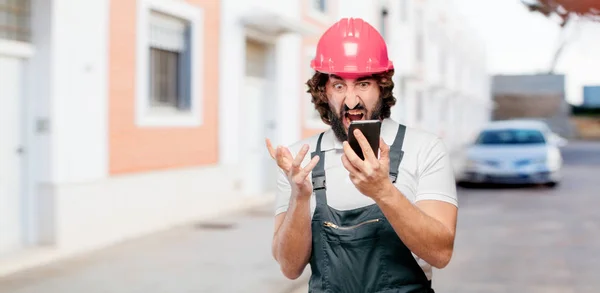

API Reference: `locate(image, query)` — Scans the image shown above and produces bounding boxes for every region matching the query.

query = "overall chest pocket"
[320,218,391,293]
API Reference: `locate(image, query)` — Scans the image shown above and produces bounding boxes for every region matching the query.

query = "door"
[241,77,277,195]
[0,56,25,255]
[241,39,277,196]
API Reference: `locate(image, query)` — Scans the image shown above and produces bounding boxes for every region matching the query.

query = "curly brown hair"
[305,70,397,125]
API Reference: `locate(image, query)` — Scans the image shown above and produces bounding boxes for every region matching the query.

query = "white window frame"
[307,0,333,24]
[0,39,34,59]
[135,0,204,127]
[304,46,326,129]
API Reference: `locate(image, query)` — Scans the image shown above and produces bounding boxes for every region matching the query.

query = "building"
[302,0,492,152]
[0,0,490,275]
[491,74,575,138]
[582,85,600,108]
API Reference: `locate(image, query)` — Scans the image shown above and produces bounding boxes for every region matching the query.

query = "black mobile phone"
[348,120,382,160]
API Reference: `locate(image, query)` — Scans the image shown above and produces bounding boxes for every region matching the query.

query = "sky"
[453,0,600,105]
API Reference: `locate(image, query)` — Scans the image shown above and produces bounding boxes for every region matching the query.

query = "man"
[265,18,458,293]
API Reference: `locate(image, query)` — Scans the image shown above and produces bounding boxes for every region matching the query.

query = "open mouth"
[344,111,365,126]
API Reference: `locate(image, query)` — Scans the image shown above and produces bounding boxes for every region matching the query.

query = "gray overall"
[308,124,434,293]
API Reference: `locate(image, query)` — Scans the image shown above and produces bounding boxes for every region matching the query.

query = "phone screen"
[348,120,382,160]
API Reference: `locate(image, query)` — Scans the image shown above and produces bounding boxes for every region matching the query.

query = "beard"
[330,99,384,143]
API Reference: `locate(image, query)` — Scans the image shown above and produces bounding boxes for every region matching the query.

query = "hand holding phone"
[347,120,382,160]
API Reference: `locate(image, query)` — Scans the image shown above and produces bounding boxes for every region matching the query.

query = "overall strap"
[389,124,407,183]
[311,132,327,207]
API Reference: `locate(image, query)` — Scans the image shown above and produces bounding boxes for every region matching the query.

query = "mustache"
[343,104,366,112]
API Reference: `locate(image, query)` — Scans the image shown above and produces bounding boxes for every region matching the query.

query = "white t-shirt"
[274,118,458,280]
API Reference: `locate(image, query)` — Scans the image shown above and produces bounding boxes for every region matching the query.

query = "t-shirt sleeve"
[415,137,458,207]
[274,167,292,216]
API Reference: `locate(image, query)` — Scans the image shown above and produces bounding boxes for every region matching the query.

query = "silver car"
[457,120,566,187]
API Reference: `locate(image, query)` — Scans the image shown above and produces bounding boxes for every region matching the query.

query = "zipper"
[323,218,381,230]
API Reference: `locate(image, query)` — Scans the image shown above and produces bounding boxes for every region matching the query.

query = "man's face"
[325,74,383,142]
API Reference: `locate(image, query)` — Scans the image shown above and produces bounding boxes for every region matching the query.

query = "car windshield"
[475,129,546,145]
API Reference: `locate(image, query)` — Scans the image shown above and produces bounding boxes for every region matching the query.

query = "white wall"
[27,0,52,196]
[219,0,305,166]
[340,0,491,152]
[218,1,245,167]
[49,0,109,184]
[48,165,270,251]
[0,0,108,250]
[338,0,380,25]
[274,34,303,147]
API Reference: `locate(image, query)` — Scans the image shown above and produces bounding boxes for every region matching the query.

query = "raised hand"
[266,139,320,198]
[266,138,294,173]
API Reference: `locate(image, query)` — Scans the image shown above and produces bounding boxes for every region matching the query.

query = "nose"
[344,90,360,110]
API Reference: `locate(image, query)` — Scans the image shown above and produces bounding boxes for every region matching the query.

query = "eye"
[358,82,371,89]
[333,83,345,91]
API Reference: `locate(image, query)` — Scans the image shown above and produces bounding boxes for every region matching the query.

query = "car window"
[475,129,546,145]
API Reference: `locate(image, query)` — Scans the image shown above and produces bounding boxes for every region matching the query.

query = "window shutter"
[149,11,187,52]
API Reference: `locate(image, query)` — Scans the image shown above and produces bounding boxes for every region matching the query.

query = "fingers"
[379,137,390,162]
[342,154,368,188]
[269,142,318,186]
[294,155,320,184]
[282,146,294,160]
[265,138,276,159]
[268,139,295,172]
[275,146,291,172]
[341,154,360,175]
[352,129,377,162]
[291,144,310,171]
[342,141,365,172]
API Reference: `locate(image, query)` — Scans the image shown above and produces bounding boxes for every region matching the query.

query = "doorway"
[240,38,278,196]
[0,55,27,255]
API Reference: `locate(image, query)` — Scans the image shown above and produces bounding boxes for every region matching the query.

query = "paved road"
[433,140,600,293]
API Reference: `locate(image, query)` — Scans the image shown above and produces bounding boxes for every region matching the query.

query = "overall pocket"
[377,224,431,291]
[321,218,390,293]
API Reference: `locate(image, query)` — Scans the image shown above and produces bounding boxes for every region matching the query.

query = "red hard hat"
[310,18,393,79]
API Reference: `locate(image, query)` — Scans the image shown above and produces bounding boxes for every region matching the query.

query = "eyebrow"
[356,76,373,82]
[329,74,374,82]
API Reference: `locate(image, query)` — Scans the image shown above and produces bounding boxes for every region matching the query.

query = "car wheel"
[457,181,477,188]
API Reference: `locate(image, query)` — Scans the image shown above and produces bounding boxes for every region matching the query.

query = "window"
[394,76,407,123]
[440,97,448,122]
[380,8,388,41]
[313,0,327,13]
[399,0,408,22]
[136,0,203,127]
[415,91,423,123]
[439,48,446,79]
[0,0,31,42]
[415,33,423,62]
[308,0,331,23]
[415,9,424,62]
[475,129,546,145]
[149,11,191,111]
